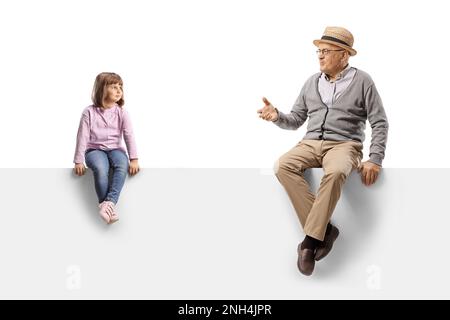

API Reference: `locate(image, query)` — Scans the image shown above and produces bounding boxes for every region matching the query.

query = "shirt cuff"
[369,154,383,166]
[272,108,281,124]
[73,156,84,164]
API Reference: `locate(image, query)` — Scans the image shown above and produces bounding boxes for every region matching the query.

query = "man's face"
[317,43,347,76]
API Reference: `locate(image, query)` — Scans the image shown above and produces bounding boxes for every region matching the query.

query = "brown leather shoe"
[297,244,315,276]
[314,225,340,261]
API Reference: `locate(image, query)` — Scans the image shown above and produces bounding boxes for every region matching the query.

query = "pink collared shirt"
[73,104,138,164]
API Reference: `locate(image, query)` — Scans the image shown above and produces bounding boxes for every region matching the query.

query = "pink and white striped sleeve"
[73,109,90,164]
[122,109,138,160]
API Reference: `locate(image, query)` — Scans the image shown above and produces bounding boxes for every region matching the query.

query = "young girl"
[73,72,139,224]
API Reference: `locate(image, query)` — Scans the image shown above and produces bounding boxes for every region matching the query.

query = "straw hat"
[313,26,357,56]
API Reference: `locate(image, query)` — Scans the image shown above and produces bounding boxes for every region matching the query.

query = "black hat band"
[321,35,350,47]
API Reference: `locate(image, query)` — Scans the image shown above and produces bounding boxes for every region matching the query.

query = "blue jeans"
[85,149,129,204]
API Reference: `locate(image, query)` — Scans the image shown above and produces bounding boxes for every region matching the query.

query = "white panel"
[0,168,447,299]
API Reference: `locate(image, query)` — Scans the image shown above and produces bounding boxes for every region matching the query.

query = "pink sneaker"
[98,201,114,224]
[109,207,119,224]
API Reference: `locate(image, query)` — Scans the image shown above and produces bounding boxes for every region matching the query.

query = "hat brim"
[313,39,357,56]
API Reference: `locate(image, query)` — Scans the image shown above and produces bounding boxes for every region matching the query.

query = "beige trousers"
[274,139,363,241]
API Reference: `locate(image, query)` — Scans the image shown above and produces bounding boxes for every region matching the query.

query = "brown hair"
[91,72,124,108]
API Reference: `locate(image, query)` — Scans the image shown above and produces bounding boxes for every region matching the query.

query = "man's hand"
[129,159,140,176]
[359,161,381,186]
[74,163,86,176]
[257,97,278,122]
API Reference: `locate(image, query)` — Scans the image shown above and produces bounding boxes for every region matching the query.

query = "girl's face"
[105,83,123,104]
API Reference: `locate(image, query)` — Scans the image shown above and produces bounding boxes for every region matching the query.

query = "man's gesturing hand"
[257,97,278,122]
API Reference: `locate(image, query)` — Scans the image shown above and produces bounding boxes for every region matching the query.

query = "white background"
[1,0,449,168]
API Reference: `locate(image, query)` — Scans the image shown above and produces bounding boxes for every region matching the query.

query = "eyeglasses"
[316,49,344,55]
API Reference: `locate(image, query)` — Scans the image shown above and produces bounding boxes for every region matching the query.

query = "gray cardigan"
[274,69,389,165]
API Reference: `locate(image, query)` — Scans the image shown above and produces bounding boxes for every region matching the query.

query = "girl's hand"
[74,163,86,176]
[129,159,140,176]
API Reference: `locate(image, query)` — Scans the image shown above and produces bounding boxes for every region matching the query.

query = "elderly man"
[257,26,388,276]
